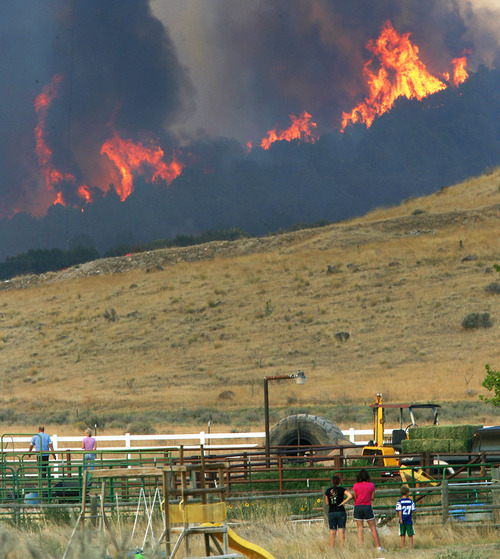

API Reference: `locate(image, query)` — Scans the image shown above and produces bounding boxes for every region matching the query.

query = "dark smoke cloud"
[1,65,500,263]
[0,2,57,216]
[1,0,500,237]
[0,0,193,217]
[157,0,500,142]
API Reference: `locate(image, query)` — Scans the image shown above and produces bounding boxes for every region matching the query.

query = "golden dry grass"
[0,168,499,434]
[244,517,500,558]
[1,510,498,558]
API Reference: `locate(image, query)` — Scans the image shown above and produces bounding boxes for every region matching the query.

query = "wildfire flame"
[77,184,92,204]
[34,75,95,209]
[100,131,184,201]
[53,191,65,206]
[341,21,469,131]
[260,111,319,150]
[34,74,73,201]
[32,75,186,213]
[450,54,469,87]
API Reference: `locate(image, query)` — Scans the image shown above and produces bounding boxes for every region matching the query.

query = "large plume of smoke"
[0,0,193,217]
[156,0,500,142]
[1,0,500,229]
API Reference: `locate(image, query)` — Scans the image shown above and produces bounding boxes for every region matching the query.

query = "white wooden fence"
[1,428,377,453]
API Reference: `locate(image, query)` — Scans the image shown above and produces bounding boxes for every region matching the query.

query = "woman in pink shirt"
[352,469,383,551]
[82,428,97,470]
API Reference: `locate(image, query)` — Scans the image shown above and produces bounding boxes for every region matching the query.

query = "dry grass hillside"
[1,170,499,434]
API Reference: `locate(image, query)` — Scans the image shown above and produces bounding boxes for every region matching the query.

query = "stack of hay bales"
[401,425,482,454]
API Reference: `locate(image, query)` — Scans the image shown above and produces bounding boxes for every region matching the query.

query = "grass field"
[1,509,499,558]
[0,168,499,436]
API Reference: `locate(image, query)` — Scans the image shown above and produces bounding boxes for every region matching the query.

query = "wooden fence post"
[90,495,97,528]
[441,479,449,524]
[322,486,328,528]
[278,455,283,495]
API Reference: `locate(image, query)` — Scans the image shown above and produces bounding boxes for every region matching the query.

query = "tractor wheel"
[269,414,346,454]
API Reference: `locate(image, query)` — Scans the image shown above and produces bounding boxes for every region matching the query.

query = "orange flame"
[33,77,187,213]
[100,131,184,201]
[450,55,469,87]
[341,21,454,131]
[77,184,93,204]
[34,74,74,203]
[260,111,319,150]
[53,191,65,206]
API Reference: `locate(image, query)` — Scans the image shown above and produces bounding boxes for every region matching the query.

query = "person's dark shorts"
[328,511,347,530]
[353,504,375,521]
[399,523,414,537]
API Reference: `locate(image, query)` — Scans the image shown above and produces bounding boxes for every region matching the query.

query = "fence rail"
[1,432,500,529]
[1,427,376,454]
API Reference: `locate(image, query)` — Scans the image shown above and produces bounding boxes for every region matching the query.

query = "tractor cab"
[361,394,440,469]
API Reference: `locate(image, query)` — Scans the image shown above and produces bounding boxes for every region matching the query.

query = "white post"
[348,428,356,443]
[125,433,131,463]
[199,431,206,447]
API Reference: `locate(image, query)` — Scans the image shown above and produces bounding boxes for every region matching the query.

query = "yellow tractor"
[361,393,441,472]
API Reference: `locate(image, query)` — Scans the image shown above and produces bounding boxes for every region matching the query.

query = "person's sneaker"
[377,547,386,552]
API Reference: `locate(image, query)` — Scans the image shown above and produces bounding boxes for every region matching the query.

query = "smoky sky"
[157,0,500,141]
[0,0,193,217]
[2,0,500,219]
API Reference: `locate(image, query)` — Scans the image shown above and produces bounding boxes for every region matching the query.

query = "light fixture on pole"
[264,370,306,467]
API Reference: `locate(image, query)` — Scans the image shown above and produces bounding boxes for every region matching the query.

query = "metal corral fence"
[0,427,375,524]
[0,428,375,453]
[3,431,500,529]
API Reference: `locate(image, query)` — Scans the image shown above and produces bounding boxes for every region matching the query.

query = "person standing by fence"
[28,426,56,478]
[325,475,353,548]
[396,484,416,549]
[82,428,97,470]
[352,469,384,552]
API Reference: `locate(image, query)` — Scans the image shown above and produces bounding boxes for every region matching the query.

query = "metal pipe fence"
[0,428,378,455]
[1,435,500,528]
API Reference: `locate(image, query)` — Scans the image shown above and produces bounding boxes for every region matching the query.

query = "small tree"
[479,364,500,406]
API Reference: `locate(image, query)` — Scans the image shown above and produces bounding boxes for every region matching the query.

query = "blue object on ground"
[25,492,39,505]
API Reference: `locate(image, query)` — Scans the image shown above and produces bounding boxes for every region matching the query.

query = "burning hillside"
[1,1,499,260]
[28,17,473,213]
[341,21,469,131]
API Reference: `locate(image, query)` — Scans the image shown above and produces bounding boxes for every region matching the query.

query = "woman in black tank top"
[324,475,353,547]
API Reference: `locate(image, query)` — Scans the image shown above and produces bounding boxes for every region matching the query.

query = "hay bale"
[422,440,436,453]
[403,438,449,453]
[409,426,435,440]
[451,425,482,440]
[402,424,482,452]
[407,428,424,440]
[428,439,450,453]
[410,424,481,441]
[422,426,440,439]
[449,439,473,453]
[401,439,423,453]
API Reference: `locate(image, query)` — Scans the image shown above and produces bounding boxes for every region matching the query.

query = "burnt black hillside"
[1,66,499,261]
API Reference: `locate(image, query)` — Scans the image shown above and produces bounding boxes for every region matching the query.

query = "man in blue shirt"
[28,426,57,478]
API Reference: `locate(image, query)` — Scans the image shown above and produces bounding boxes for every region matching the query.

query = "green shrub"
[480,363,500,406]
[485,282,500,295]
[127,421,157,435]
[462,312,492,329]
